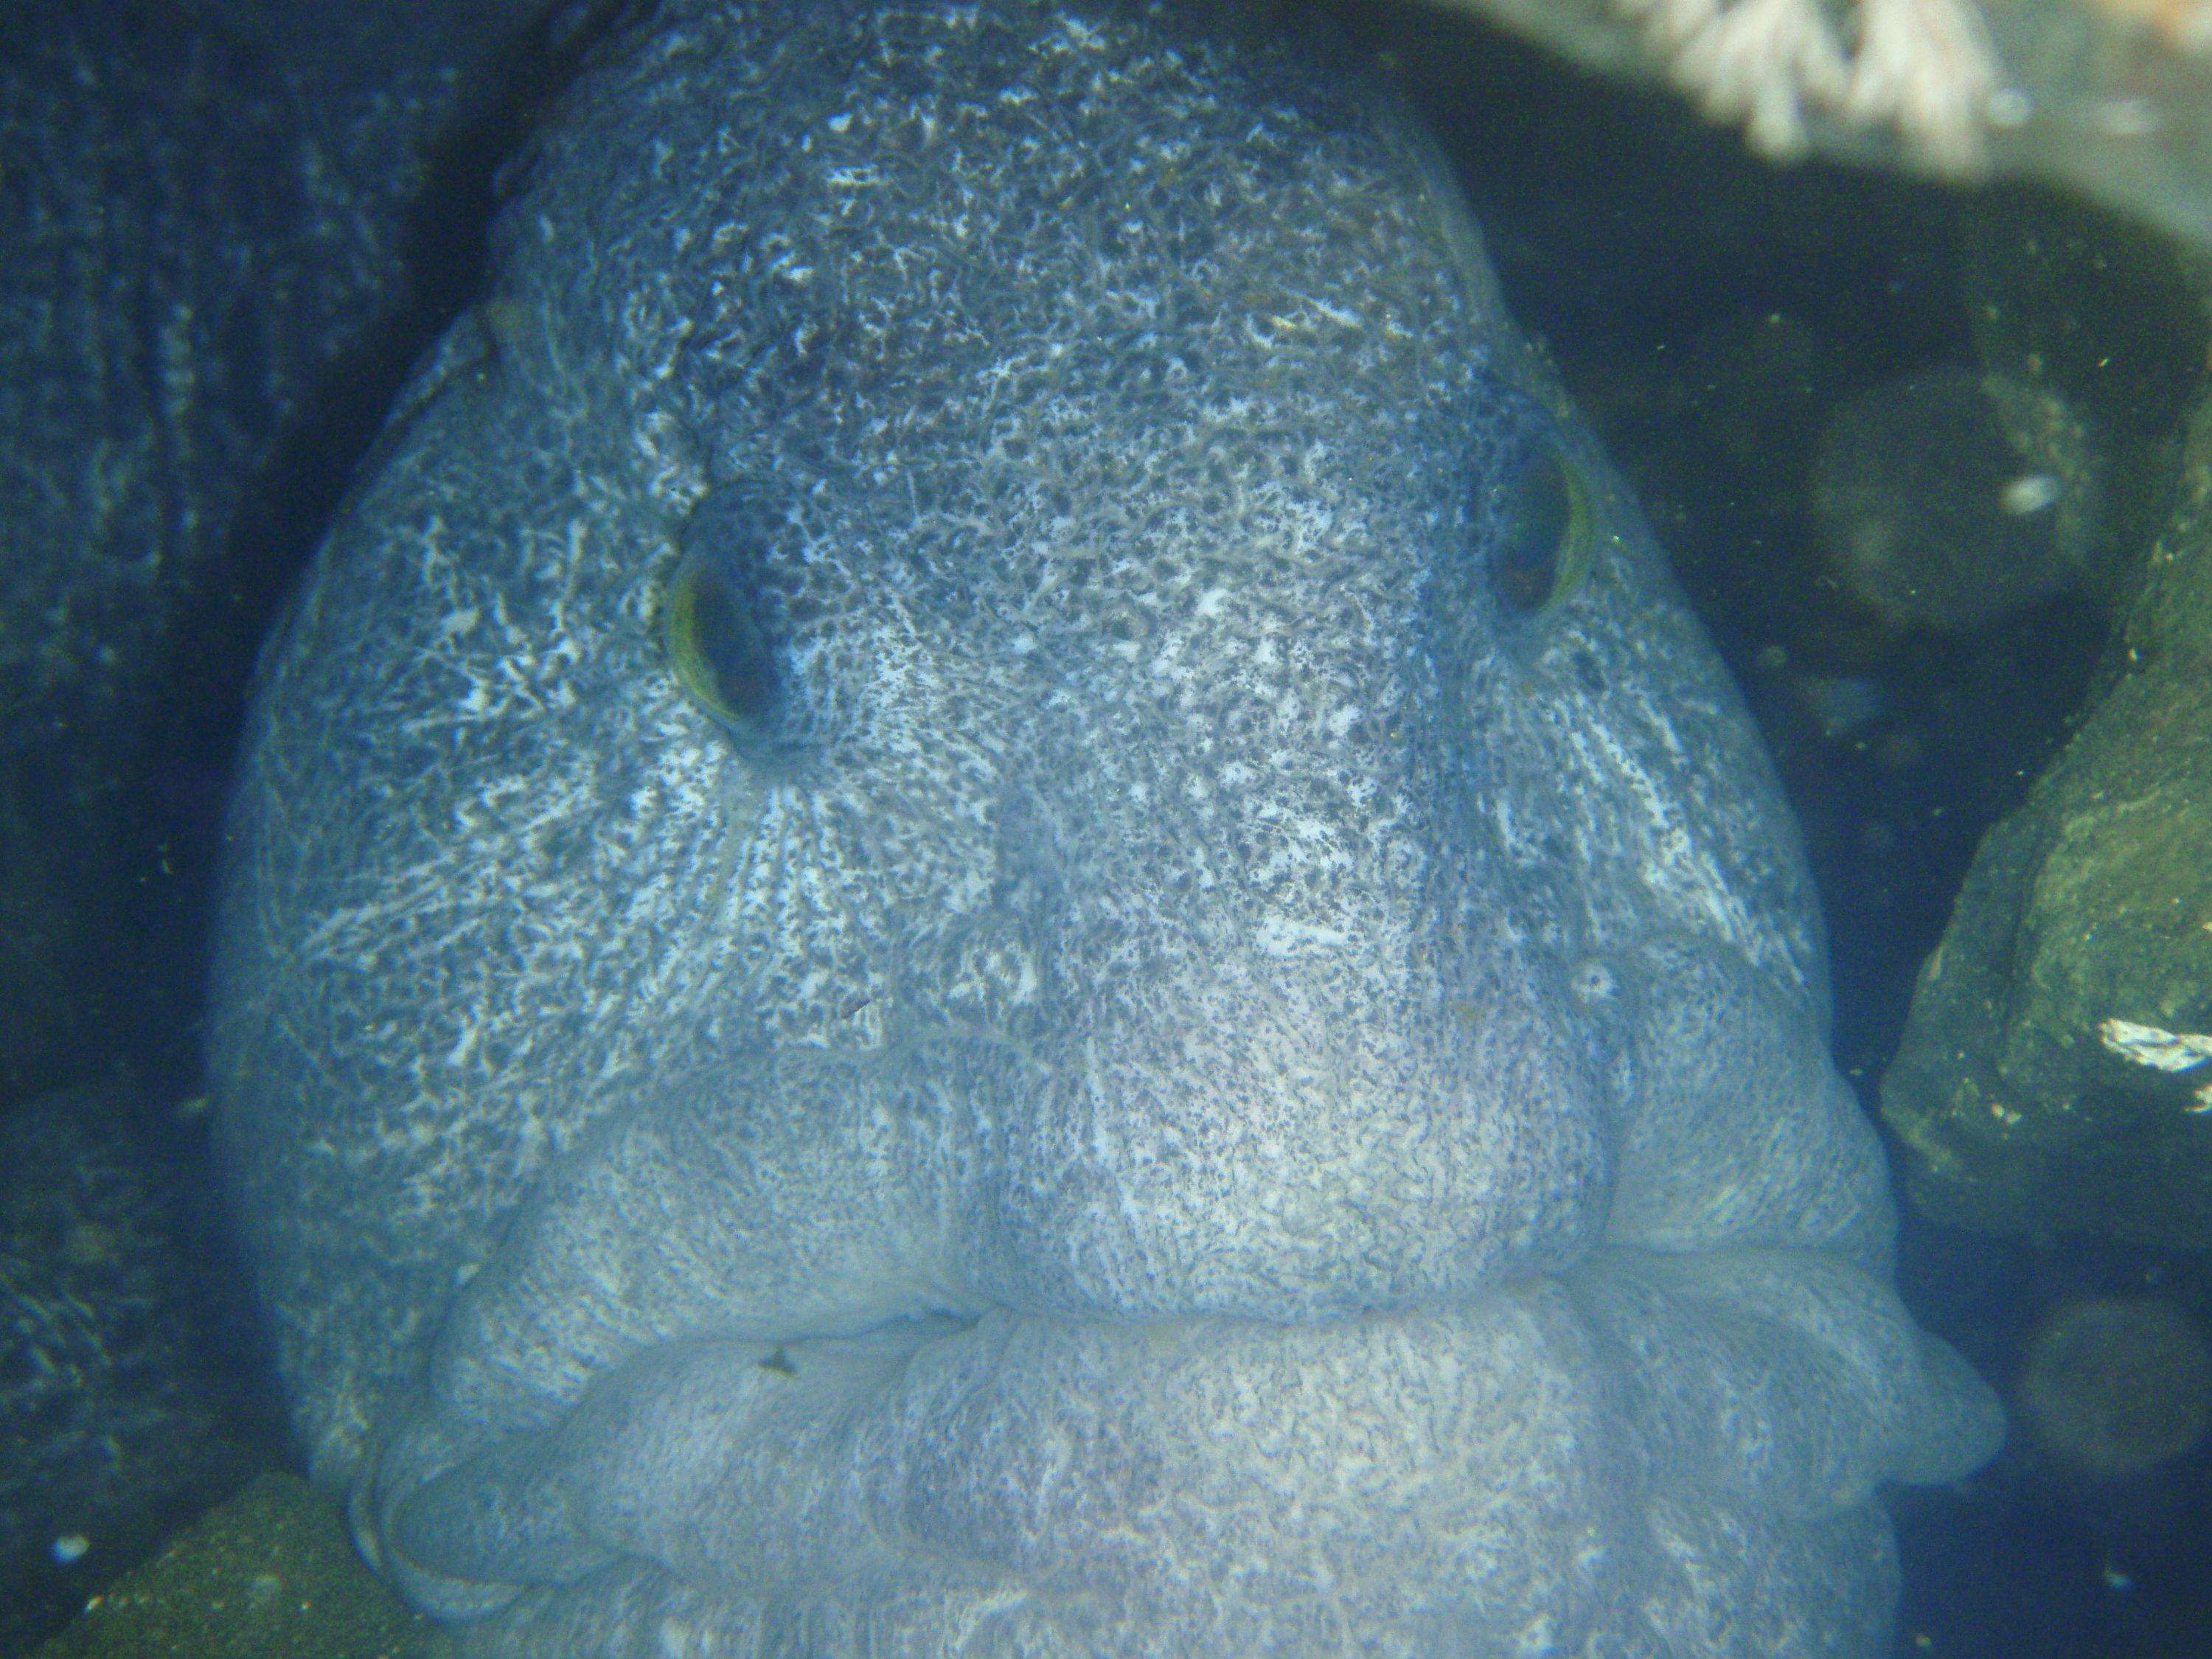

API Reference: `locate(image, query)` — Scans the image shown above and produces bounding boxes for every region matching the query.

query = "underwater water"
[4,1,2208,1655]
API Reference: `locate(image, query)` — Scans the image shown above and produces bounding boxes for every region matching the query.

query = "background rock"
[1809,365,2096,631]
[30,1472,428,1659]
[1885,382,2212,1244]
[2020,1295,2212,1478]
[0,1091,274,1656]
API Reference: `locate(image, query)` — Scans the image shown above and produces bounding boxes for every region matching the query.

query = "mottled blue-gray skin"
[209,1,2004,1653]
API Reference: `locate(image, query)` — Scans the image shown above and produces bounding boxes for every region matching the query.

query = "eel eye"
[662,546,778,739]
[1487,435,1593,616]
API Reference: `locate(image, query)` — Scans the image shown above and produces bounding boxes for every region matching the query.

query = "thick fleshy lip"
[362,1240,2000,1641]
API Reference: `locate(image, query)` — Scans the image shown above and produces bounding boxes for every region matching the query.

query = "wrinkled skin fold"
[209,1,2004,1653]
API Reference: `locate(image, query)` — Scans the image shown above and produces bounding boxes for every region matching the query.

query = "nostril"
[1570,959,1618,1006]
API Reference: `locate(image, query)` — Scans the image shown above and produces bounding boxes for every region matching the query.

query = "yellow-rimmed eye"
[662,546,776,737]
[1489,436,1593,616]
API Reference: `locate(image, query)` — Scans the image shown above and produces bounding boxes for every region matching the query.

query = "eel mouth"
[374,1282,1641,1628]
[366,1239,1991,1653]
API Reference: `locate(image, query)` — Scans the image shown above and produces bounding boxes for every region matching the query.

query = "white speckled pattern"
[209,3,2002,1652]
